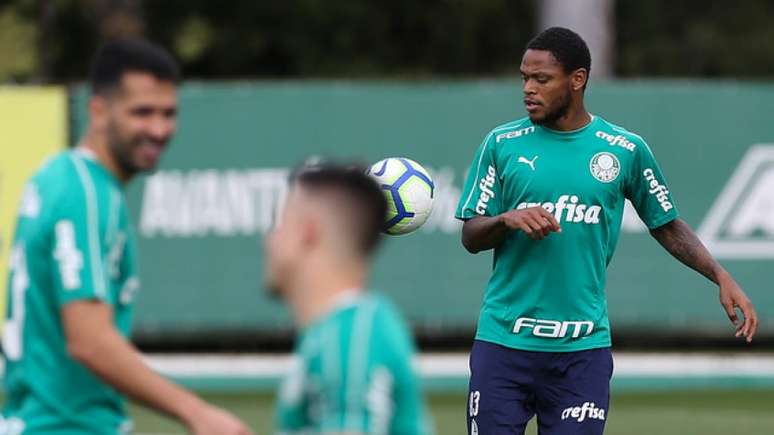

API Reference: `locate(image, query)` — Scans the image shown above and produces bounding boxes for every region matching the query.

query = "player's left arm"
[625,137,758,343]
[650,219,758,342]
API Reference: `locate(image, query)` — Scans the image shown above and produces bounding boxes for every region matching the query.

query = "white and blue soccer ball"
[367,157,435,235]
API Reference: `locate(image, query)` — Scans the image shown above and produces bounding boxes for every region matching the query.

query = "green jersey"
[456,116,679,352]
[2,149,138,434]
[275,293,431,435]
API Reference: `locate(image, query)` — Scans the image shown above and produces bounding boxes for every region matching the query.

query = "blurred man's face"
[264,188,309,299]
[97,71,178,176]
[520,49,573,126]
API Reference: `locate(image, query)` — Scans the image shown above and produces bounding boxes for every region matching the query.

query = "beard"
[106,121,144,177]
[530,90,571,126]
[264,260,293,302]
[265,278,284,301]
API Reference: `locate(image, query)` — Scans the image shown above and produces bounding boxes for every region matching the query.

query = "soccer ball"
[366,157,435,235]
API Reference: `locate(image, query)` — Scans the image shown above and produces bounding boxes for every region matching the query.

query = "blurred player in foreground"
[456,27,758,435]
[1,40,251,435]
[266,165,432,435]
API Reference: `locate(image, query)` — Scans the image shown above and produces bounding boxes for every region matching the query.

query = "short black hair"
[526,27,591,88]
[89,39,180,95]
[293,163,387,256]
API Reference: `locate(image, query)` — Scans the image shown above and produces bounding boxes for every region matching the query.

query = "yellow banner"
[0,87,67,330]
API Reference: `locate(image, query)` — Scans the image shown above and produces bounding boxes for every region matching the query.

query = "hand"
[718,273,758,343]
[186,404,253,435]
[499,207,562,240]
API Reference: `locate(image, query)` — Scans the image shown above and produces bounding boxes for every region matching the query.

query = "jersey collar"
[304,288,364,330]
[72,147,123,188]
[328,288,363,312]
[73,146,98,160]
[538,114,597,137]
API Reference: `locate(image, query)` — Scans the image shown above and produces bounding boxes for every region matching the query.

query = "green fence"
[71,80,774,340]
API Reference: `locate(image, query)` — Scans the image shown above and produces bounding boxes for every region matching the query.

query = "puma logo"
[518,155,538,171]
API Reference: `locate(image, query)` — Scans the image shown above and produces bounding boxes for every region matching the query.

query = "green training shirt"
[2,149,138,434]
[456,115,679,352]
[275,293,432,435]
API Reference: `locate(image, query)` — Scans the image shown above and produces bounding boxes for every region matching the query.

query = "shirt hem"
[474,334,612,353]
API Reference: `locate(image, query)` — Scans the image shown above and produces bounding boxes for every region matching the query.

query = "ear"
[299,214,321,250]
[570,68,588,92]
[88,95,109,130]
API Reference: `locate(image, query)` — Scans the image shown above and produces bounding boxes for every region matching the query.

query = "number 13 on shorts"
[469,390,481,435]
[469,390,481,417]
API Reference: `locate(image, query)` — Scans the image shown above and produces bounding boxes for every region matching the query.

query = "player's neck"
[77,133,132,184]
[293,286,364,328]
[290,264,367,327]
[543,103,591,132]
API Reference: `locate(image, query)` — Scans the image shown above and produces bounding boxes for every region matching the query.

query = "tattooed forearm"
[649,219,724,284]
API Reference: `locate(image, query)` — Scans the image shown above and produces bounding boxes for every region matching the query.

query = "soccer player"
[266,165,432,435]
[2,40,251,435]
[456,27,758,435]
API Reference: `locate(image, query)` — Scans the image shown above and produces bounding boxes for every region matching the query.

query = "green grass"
[131,389,774,434]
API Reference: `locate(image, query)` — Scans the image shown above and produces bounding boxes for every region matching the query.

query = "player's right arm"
[455,132,560,253]
[461,209,561,253]
[62,302,251,435]
[50,168,251,435]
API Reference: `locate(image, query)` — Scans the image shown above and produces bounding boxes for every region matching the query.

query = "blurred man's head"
[265,164,387,301]
[521,27,590,126]
[87,39,180,180]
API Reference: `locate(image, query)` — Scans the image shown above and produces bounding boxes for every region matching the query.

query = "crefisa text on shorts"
[561,402,606,423]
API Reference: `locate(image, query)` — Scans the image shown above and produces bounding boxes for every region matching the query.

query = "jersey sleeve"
[455,133,502,220]
[624,138,679,229]
[48,164,112,307]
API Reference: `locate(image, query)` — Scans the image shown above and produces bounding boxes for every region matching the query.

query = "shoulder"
[488,117,532,135]
[371,294,407,325]
[483,117,535,145]
[45,151,111,219]
[30,151,74,183]
[367,294,415,353]
[26,151,84,206]
[592,116,651,154]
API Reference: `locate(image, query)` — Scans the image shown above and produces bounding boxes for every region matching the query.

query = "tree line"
[1,0,773,82]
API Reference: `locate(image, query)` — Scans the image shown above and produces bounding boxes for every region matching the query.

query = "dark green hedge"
[13,0,774,80]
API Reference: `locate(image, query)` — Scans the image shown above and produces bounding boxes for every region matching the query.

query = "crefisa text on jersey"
[595,131,636,152]
[517,195,602,224]
[475,165,498,215]
[643,168,674,212]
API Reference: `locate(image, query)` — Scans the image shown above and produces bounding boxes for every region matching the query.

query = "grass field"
[131,389,774,434]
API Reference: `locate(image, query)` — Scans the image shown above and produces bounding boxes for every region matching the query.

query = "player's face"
[264,188,308,298]
[102,72,178,176]
[520,49,572,126]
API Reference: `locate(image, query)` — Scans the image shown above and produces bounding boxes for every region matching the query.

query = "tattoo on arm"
[650,219,723,284]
